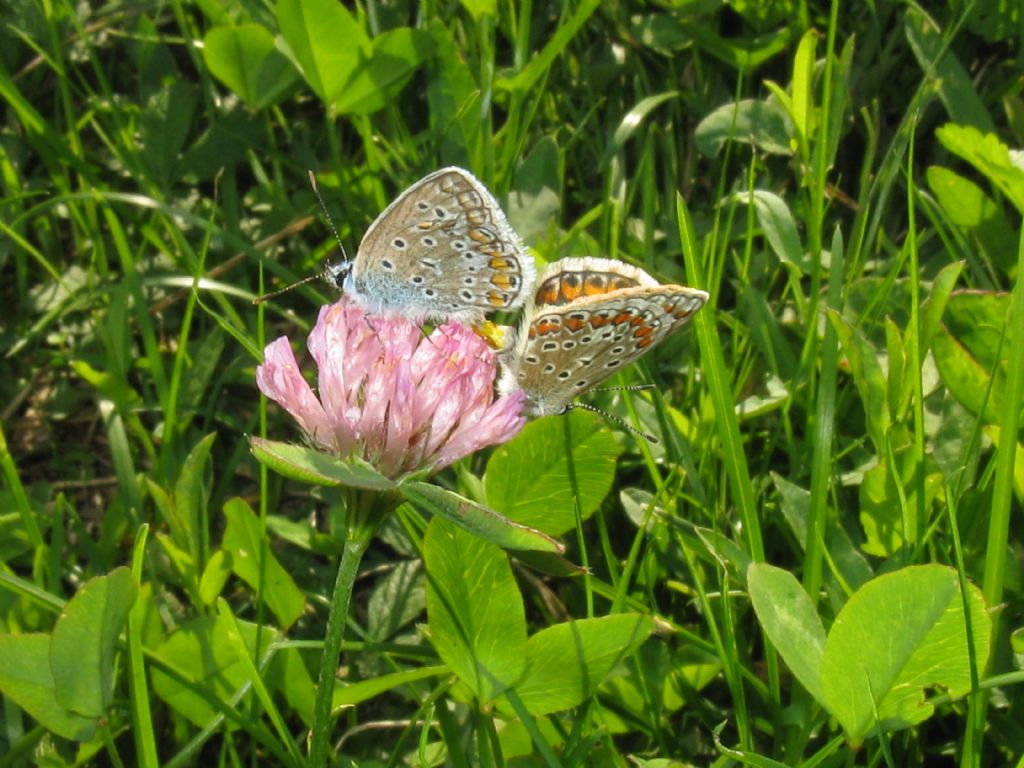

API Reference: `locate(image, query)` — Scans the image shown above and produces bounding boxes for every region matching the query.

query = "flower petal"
[256,337,333,450]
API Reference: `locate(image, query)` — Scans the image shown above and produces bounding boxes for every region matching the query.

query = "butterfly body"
[325,167,534,324]
[498,257,708,417]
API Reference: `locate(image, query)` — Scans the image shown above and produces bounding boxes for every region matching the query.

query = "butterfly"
[497,257,708,417]
[323,167,535,325]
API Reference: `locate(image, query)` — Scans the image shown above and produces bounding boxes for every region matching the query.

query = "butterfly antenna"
[252,171,349,304]
[251,273,322,304]
[308,170,349,264]
[566,401,659,444]
[588,383,656,395]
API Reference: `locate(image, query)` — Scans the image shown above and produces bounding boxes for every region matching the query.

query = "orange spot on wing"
[565,316,586,332]
[582,275,610,296]
[537,286,560,305]
[560,282,583,301]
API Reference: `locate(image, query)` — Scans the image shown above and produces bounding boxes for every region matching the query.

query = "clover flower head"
[256,300,526,479]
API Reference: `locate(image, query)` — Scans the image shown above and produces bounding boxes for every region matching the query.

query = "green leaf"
[739,190,806,273]
[366,559,425,642]
[484,410,621,536]
[936,124,1024,214]
[276,0,367,106]
[694,97,793,157]
[819,565,992,746]
[933,324,998,424]
[400,480,563,553]
[933,291,1012,424]
[50,567,138,718]
[829,310,891,454]
[199,549,233,605]
[636,13,791,74]
[332,665,448,708]
[175,432,217,561]
[771,473,872,596]
[458,0,495,20]
[215,601,303,766]
[747,564,825,704]
[250,437,397,489]
[926,167,1017,275]
[150,616,276,729]
[789,28,816,152]
[905,9,994,133]
[424,518,527,703]
[604,92,678,161]
[509,138,562,242]
[222,498,306,629]
[509,614,654,716]
[859,442,943,558]
[265,641,317,728]
[138,79,196,187]
[425,20,481,162]
[0,634,98,741]
[333,27,435,115]
[203,25,299,109]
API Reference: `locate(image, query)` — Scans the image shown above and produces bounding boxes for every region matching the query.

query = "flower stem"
[308,529,371,767]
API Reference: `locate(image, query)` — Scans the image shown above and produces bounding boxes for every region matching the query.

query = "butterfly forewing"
[349,167,534,322]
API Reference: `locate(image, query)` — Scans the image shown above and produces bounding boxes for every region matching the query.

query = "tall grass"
[1,0,1022,765]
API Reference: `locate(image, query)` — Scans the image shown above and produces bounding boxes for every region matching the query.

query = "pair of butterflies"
[304,167,709,418]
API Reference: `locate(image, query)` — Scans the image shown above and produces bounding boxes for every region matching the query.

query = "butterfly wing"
[499,258,708,417]
[348,167,534,323]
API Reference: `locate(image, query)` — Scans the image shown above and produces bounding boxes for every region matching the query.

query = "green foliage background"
[1,0,1023,765]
